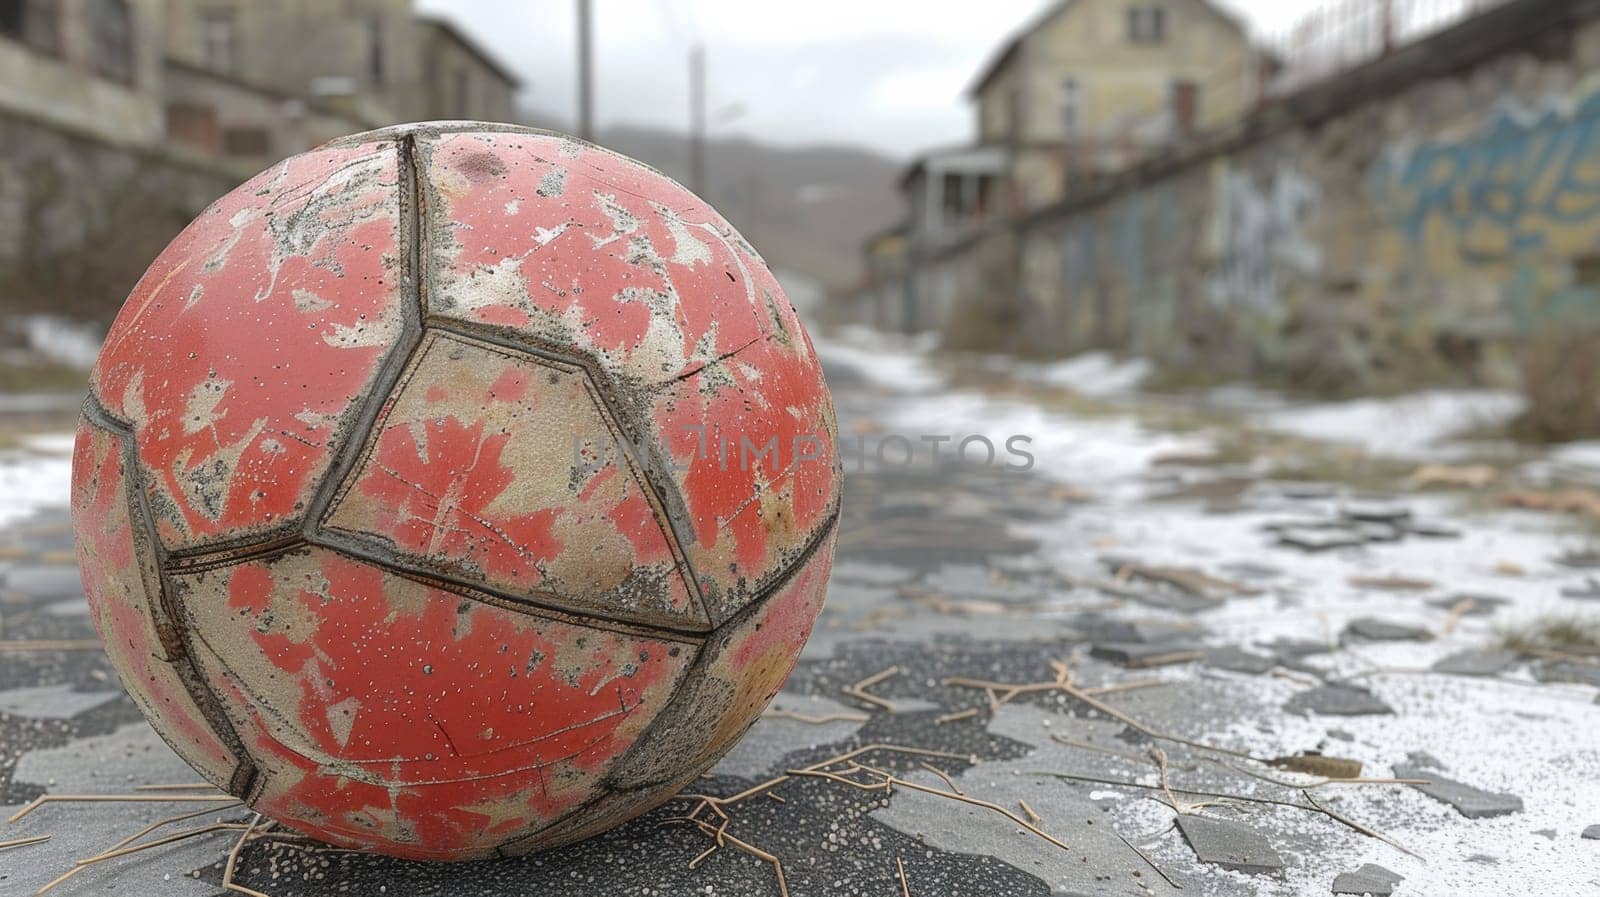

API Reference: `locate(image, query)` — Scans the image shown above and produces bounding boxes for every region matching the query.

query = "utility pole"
[576,0,594,140]
[689,44,705,196]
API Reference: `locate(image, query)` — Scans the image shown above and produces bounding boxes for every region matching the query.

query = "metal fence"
[1260,0,1514,95]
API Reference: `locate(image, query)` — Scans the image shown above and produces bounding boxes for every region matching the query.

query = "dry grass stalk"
[669,744,972,895]
[934,708,978,725]
[949,660,1257,761]
[9,793,238,823]
[917,762,964,795]
[1111,827,1183,890]
[896,855,911,897]
[842,665,901,712]
[1032,769,1419,859]
[0,834,50,850]
[222,813,270,897]
[32,802,242,895]
[1018,799,1041,824]
[763,708,870,725]
[791,761,1071,852]
[0,640,103,653]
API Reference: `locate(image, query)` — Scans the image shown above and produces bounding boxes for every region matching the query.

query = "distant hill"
[522,113,904,291]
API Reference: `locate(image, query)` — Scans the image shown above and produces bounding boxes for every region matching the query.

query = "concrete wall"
[930,0,1600,392]
[0,0,166,145]
[0,105,240,323]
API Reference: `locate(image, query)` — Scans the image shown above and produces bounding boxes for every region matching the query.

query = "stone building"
[0,0,519,164]
[161,1,519,130]
[968,0,1265,208]
[0,0,521,323]
[893,0,1269,260]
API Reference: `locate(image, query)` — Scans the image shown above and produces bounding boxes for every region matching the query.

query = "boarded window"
[1127,6,1166,43]
[0,0,60,55]
[1170,80,1198,135]
[201,11,236,72]
[222,127,272,157]
[367,16,384,84]
[91,0,134,84]
[1061,77,1080,135]
[166,103,218,153]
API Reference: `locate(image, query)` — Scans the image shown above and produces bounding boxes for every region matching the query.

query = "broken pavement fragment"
[1430,651,1517,677]
[1175,813,1285,875]
[1341,617,1434,643]
[1425,593,1509,616]
[1331,862,1404,896]
[1285,684,1394,716]
[1204,645,1277,675]
[1392,763,1523,818]
[1532,660,1600,688]
[1277,526,1368,552]
[1088,642,1202,669]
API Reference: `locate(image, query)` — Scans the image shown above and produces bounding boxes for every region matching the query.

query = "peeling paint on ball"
[69,122,841,861]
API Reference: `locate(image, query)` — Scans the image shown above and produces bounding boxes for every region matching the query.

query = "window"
[165,103,218,153]
[1127,6,1166,43]
[91,0,134,83]
[222,126,272,157]
[201,11,236,73]
[0,0,60,55]
[1170,79,1199,135]
[1061,77,1080,135]
[367,16,384,85]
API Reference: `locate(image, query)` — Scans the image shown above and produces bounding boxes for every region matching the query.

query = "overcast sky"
[414,0,1326,159]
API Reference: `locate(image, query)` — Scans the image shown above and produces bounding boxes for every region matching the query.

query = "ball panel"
[418,130,769,394]
[596,524,835,796]
[414,128,842,624]
[168,546,693,860]
[70,417,242,789]
[89,142,410,553]
[322,331,702,627]
[648,319,841,624]
[499,524,834,857]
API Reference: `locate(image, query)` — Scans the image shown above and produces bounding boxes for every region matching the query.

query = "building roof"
[964,0,1254,99]
[898,143,1011,190]
[417,16,523,89]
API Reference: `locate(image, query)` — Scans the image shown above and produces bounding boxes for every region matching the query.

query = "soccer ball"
[70,122,840,860]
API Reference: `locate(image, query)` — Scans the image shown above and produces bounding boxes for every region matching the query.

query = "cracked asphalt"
[3,334,1599,896]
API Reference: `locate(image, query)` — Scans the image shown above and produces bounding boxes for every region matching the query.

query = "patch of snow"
[1255,389,1524,458]
[813,328,945,393]
[0,436,75,529]
[1027,351,1152,398]
[16,316,101,369]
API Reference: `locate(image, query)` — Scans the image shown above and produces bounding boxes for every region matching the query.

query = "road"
[2,331,1599,896]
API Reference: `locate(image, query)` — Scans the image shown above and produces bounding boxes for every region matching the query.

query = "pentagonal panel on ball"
[413,126,843,625]
[89,141,409,555]
[167,546,694,860]
[320,330,704,629]
[72,417,245,791]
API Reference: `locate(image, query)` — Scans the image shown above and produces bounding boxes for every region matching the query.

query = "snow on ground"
[814,327,946,393]
[1023,350,1153,398]
[0,434,75,529]
[820,336,1600,897]
[1253,389,1526,458]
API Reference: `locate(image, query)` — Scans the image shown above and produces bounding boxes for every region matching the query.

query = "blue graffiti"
[1372,90,1600,259]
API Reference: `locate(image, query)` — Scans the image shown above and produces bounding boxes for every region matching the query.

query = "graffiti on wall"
[1370,87,1600,264]
[1205,161,1321,311]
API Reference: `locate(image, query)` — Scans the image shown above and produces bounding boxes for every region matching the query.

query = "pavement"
[3,333,1600,896]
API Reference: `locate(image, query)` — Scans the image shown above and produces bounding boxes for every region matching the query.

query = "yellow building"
[968,0,1265,207]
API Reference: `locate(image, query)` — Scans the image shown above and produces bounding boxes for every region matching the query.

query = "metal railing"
[1260,0,1512,95]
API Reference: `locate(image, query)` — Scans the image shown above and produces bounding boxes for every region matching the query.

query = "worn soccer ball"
[70,122,840,860]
